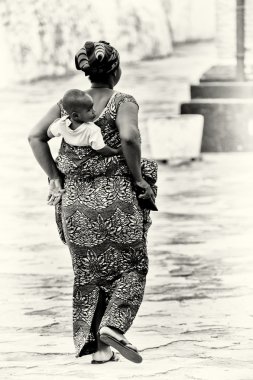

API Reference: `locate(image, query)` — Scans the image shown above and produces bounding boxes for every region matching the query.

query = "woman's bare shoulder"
[114,92,139,109]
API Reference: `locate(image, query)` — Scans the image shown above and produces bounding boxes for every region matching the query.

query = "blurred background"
[2,0,253,152]
[1,0,253,83]
[0,0,216,83]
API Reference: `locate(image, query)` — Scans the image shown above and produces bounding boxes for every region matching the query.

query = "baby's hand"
[47,178,65,206]
[116,146,123,155]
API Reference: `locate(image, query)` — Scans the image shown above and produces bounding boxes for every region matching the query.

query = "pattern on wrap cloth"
[54,91,158,357]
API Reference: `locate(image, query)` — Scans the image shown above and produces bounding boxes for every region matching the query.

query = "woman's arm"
[116,102,154,201]
[28,104,61,180]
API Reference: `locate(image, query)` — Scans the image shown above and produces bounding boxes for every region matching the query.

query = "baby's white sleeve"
[47,118,62,137]
[89,125,106,150]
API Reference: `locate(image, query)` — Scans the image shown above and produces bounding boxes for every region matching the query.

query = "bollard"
[146,114,204,163]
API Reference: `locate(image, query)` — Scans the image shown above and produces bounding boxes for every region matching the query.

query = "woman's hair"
[88,69,116,84]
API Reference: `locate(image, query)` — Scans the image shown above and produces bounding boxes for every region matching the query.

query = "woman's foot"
[91,351,120,364]
[99,326,142,363]
[99,326,137,351]
[92,344,112,362]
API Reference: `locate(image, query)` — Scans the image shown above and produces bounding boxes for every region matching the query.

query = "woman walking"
[28,41,157,364]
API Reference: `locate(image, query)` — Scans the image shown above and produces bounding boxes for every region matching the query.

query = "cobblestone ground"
[0,42,253,379]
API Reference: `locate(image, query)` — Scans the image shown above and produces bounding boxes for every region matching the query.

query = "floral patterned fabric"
[55,92,158,357]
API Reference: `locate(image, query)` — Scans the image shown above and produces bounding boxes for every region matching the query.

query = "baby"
[47,89,157,210]
[47,89,121,156]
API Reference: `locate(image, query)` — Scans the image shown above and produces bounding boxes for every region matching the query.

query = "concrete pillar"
[236,0,245,81]
[181,0,253,152]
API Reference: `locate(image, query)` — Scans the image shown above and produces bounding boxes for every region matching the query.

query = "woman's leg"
[99,272,146,346]
[91,289,113,361]
[98,272,146,363]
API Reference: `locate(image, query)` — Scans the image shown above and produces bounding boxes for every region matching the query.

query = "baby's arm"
[47,128,55,139]
[89,125,122,156]
[96,145,122,157]
[47,118,62,139]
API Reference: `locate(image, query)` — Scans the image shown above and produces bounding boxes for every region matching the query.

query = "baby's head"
[62,89,96,123]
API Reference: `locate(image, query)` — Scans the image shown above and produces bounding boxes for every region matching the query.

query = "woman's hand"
[47,178,65,206]
[135,179,155,202]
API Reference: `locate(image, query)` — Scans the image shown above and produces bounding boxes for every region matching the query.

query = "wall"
[0,0,216,83]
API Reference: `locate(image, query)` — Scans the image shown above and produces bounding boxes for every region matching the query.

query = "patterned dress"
[55,92,157,357]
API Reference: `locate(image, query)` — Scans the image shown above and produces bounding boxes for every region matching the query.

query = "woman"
[28,41,157,364]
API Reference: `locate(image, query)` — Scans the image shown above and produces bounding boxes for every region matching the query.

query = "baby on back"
[47,89,121,156]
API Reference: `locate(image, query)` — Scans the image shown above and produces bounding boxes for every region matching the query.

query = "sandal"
[99,333,142,364]
[91,351,119,364]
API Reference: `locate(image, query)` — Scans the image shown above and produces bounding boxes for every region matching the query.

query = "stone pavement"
[0,41,253,379]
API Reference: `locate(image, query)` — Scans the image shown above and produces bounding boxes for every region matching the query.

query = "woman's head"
[75,41,121,87]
